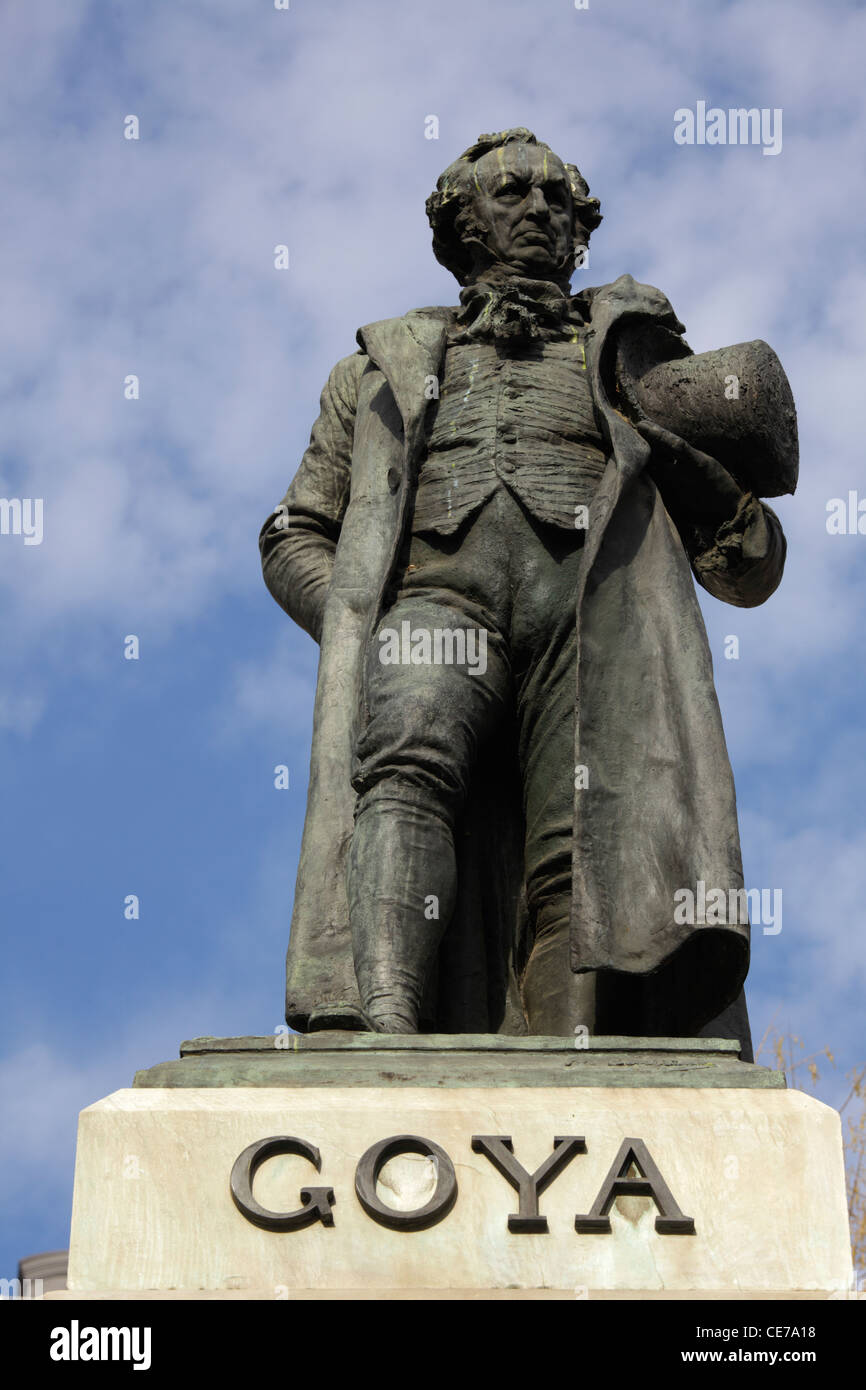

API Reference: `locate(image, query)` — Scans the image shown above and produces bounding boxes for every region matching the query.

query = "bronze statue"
[259,129,797,1050]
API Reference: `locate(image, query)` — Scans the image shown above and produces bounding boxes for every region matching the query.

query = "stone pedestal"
[57,1036,854,1300]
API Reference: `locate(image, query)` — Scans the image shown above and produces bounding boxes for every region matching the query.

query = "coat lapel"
[357,311,450,464]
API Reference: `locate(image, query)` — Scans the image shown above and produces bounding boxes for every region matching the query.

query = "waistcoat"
[413,333,608,535]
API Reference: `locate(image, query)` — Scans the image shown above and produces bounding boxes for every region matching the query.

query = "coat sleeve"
[689,490,787,608]
[259,351,366,643]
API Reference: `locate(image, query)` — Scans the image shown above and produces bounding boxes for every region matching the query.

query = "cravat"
[454,276,579,345]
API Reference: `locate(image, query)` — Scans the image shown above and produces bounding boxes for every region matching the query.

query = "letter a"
[575,1138,695,1233]
[826,498,846,535]
[50,1328,71,1361]
[673,109,694,146]
[378,628,400,664]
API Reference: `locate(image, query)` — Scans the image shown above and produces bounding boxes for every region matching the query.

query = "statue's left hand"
[635,419,744,528]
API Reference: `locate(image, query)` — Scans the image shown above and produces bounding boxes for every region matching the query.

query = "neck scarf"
[454,275,578,345]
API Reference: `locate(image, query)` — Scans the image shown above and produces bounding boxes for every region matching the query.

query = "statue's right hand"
[635,419,744,527]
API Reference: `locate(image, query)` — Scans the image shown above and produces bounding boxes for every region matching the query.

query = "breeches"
[352,485,585,935]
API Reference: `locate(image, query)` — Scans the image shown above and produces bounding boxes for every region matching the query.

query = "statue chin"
[473,256,568,288]
[515,264,562,283]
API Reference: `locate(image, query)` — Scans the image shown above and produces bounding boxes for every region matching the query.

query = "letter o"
[230,1136,335,1232]
[354,1134,457,1230]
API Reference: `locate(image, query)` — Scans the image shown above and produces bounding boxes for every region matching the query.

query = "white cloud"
[214,633,318,743]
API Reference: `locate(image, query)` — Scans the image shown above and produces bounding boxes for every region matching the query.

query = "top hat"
[614,325,798,497]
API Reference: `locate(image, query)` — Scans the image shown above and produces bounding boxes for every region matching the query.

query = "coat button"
[387,467,401,492]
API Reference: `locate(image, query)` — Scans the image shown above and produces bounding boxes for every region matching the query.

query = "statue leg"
[349,596,510,1032]
[509,509,594,1035]
[348,789,457,1033]
[522,910,597,1035]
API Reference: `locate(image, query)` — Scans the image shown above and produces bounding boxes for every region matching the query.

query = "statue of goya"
[259,128,797,1051]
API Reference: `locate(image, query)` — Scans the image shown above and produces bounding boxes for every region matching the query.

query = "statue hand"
[635,418,744,527]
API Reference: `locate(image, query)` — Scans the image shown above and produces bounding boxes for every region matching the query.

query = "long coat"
[260,275,787,1040]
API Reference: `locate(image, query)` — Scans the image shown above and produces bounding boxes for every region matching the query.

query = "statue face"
[466,143,574,281]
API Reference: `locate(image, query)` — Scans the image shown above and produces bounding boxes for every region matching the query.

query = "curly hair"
[425,128,602,285]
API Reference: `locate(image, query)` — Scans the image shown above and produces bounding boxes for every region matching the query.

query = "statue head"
[426,128,602,289]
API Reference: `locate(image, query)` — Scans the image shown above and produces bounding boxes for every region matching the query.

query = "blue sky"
[1,0,865,1278]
